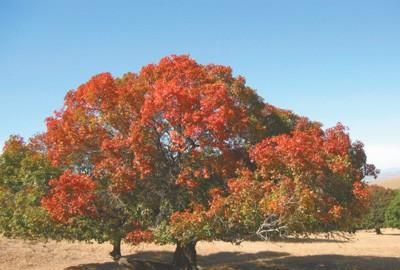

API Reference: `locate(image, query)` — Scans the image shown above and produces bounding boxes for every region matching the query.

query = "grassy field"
[1,229,399,270]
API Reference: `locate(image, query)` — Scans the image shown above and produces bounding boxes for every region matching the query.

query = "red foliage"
[41,54,375,244]
[132,55,249,184]
[125,229,153,245]
[248,120,369,227]
[41,170,97,223]
[353,181,369,201]
[44,56,250,194]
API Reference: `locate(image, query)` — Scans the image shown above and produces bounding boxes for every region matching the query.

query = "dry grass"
[1,229,399,270]
[371,177,400,190]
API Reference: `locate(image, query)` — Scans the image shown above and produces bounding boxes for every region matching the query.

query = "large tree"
[42,55,376,270]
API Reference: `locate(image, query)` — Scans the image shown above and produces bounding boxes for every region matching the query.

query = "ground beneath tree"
[1,229,399,270]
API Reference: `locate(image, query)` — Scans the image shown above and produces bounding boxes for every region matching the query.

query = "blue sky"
[1,0,399,171]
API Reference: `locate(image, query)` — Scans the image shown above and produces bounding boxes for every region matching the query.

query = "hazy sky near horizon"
[1,0,399,170]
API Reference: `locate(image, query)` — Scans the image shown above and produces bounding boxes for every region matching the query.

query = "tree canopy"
[359,185,397,233]
[0,55,377,270]
[0,135,61,239]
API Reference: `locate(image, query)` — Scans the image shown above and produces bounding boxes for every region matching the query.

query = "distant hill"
[377,168,400,180]
[369,177,400,190]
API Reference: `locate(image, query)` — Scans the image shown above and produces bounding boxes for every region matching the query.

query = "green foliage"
[0,135,59,238]
[263,104,299,137]
[385,191,400,228]
[0,135,102,241]
[359,185,396,230]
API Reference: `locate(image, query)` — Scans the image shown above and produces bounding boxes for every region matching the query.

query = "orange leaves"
[250,122,325,181]
[250,121,356,182]
[41,170,97,223]
[328,205,344,220]
[42,55,258,246]
[176,169,198,188]
[124,221,153,245]
[170,206,205,225]
[45,71,149,189]
[138,55,247,145]
[175,167,212,189]
[353,181,369,201]
[226,170,256,194]
[74,73,117,111]
[125,229,153,245]
[170,130,186,152]
[40,54,376,243]
[126,55,250,192]
[246,121,371,230]
[324,123,351,156]
[169,204,209,242]
[44,58,275,194]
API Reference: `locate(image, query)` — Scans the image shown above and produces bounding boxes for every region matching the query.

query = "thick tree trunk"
[109,237,122,260]
[375,227,382,235]
[172,241,198,270]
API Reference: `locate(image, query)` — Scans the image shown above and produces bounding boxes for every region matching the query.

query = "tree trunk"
[109,237,122,260]
[375,227,382,235]
[172,241,198,270]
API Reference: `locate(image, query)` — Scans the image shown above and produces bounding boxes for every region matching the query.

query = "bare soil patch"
[1,229,399,270]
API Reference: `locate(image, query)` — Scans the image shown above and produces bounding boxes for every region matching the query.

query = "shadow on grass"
[242,255,400,270]
[64,259,174,270]
[126,250,290,266]
[64,251,400,270]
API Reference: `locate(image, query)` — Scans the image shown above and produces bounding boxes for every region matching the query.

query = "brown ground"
[371,177,400,190]
[1,229,399,270]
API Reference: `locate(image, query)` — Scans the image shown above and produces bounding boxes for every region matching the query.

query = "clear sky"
[1,0,399,171]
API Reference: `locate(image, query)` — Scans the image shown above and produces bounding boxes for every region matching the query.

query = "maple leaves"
[41,170,97,223]
[41,55,259,251]
[125,229,153,245]
[248,120,371,231]
[45,72,145,191]
[0,54,381,270]
[134,55,249,184]
[184,119,375,240]
[40,55,376,254]
[125,221,153,245]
